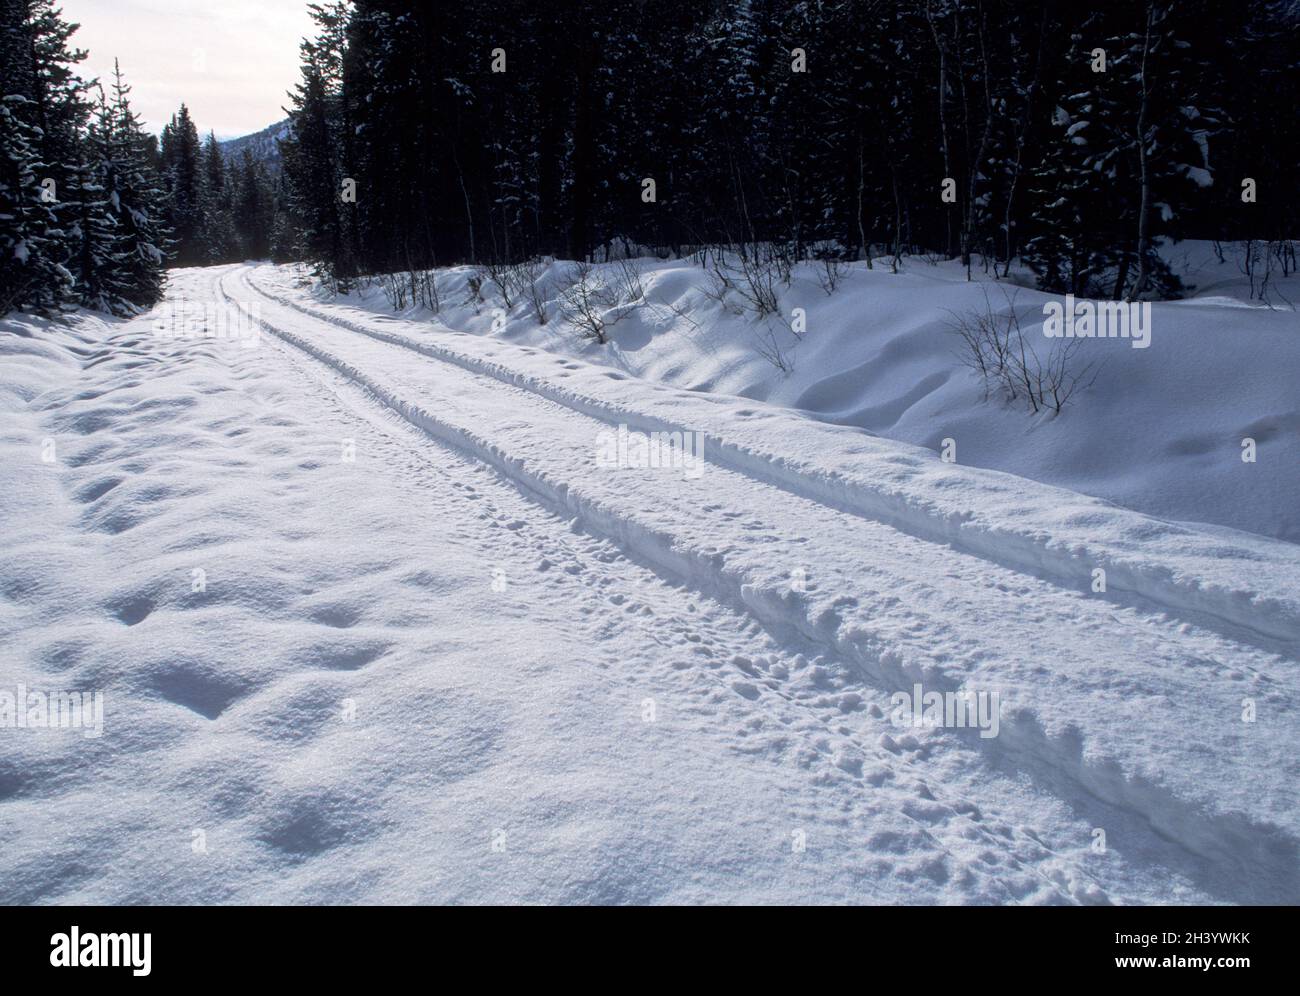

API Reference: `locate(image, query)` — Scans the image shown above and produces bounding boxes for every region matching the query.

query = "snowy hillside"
[218,118,290,172]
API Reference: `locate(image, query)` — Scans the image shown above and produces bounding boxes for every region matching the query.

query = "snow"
[322,242,1300,544]
[1,255,1297,905]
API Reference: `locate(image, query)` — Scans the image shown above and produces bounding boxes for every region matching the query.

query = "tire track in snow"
[219,267,1300,902]
[259,322,1153,904]
[238,265,1300,650]
[239,273,1263,905]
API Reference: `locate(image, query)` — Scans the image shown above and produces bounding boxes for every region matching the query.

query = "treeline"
[0,0,284,317]
[1,0,167,316]
[159,105,287,268]
[281,0,1298,300]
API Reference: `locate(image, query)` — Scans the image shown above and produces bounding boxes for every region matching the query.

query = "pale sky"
[59,0,317,139]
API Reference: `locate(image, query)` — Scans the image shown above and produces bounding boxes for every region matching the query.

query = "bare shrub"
[701,248,741,312]
[378,271,408,310]
[1034,336,1096,414]
[607,257,646,309]
[814,252,843,296]
[753,317,795,374]
[1273,239,1298,278]
[378,269,440,313]
[946,287,1097,415]
[485,259,535,310]
[1238,240,1297,310]
[557,258,654,344]
[462,269,487,313]
[659,298,703,335]
[414,269,440,312]
[701,247,781,319]
[734,250,781,317]
[558,261,613,343]
[520,258,550,325]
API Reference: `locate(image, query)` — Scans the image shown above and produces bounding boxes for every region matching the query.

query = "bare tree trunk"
[965,1,996,279]
[926,1,956,259]
[891,169,904,272]
[857,132,872,268]
[1113,251,1132,299]
[1130,2,1158,301]
[1002,5,1050,276]
[453,146,476,265]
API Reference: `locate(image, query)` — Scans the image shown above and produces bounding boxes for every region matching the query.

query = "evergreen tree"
[2,0,1257,306]
[64,100,120,311]
[198,130,235,263]
[99,60,168,308]
[0,0,87,313]
[160,103,204,265]
[282,2,354,283]
[267,167,297,264]
[1,4,169,316]
[234,148,273,259]
[26,0,92,204]
[0,91,72,313]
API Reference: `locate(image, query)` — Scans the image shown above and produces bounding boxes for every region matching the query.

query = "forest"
[3,0,1298,318]
[278,0,1298,302]
[1,0,280,316]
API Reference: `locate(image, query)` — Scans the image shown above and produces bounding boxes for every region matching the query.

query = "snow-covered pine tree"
[266,0,1284,298]
[764,0,822,262]
[692,0,768,248]
[1024,1,1228,299]
[986,2,1053,275]
[612,0,711,258]
[0,0,87,313]
[1211,0,1299,247]
[160,104,205,266]
[99,61,168,308]
[0,92,71,313]
[1022,11,1129,297]
[64,95,123,312]
[26,0,91,202]
[1117,0,1228,299]
[233,148,273,259]
[198,131,235,264]
[282,63,343,282]
[267,168,297,264]
[282,1,354,284]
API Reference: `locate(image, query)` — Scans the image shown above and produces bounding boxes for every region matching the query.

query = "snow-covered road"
[2,264,1296,904]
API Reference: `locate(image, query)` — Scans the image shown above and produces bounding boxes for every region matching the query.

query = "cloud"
[59,0,315,138]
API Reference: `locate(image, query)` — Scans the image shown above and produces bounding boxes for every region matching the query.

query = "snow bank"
[317,243,1300,545]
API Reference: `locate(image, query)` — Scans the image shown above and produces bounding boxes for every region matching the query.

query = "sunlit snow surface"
[1,249,1296,904]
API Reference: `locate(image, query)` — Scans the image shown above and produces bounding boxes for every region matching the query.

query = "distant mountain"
[219,118,291,171]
